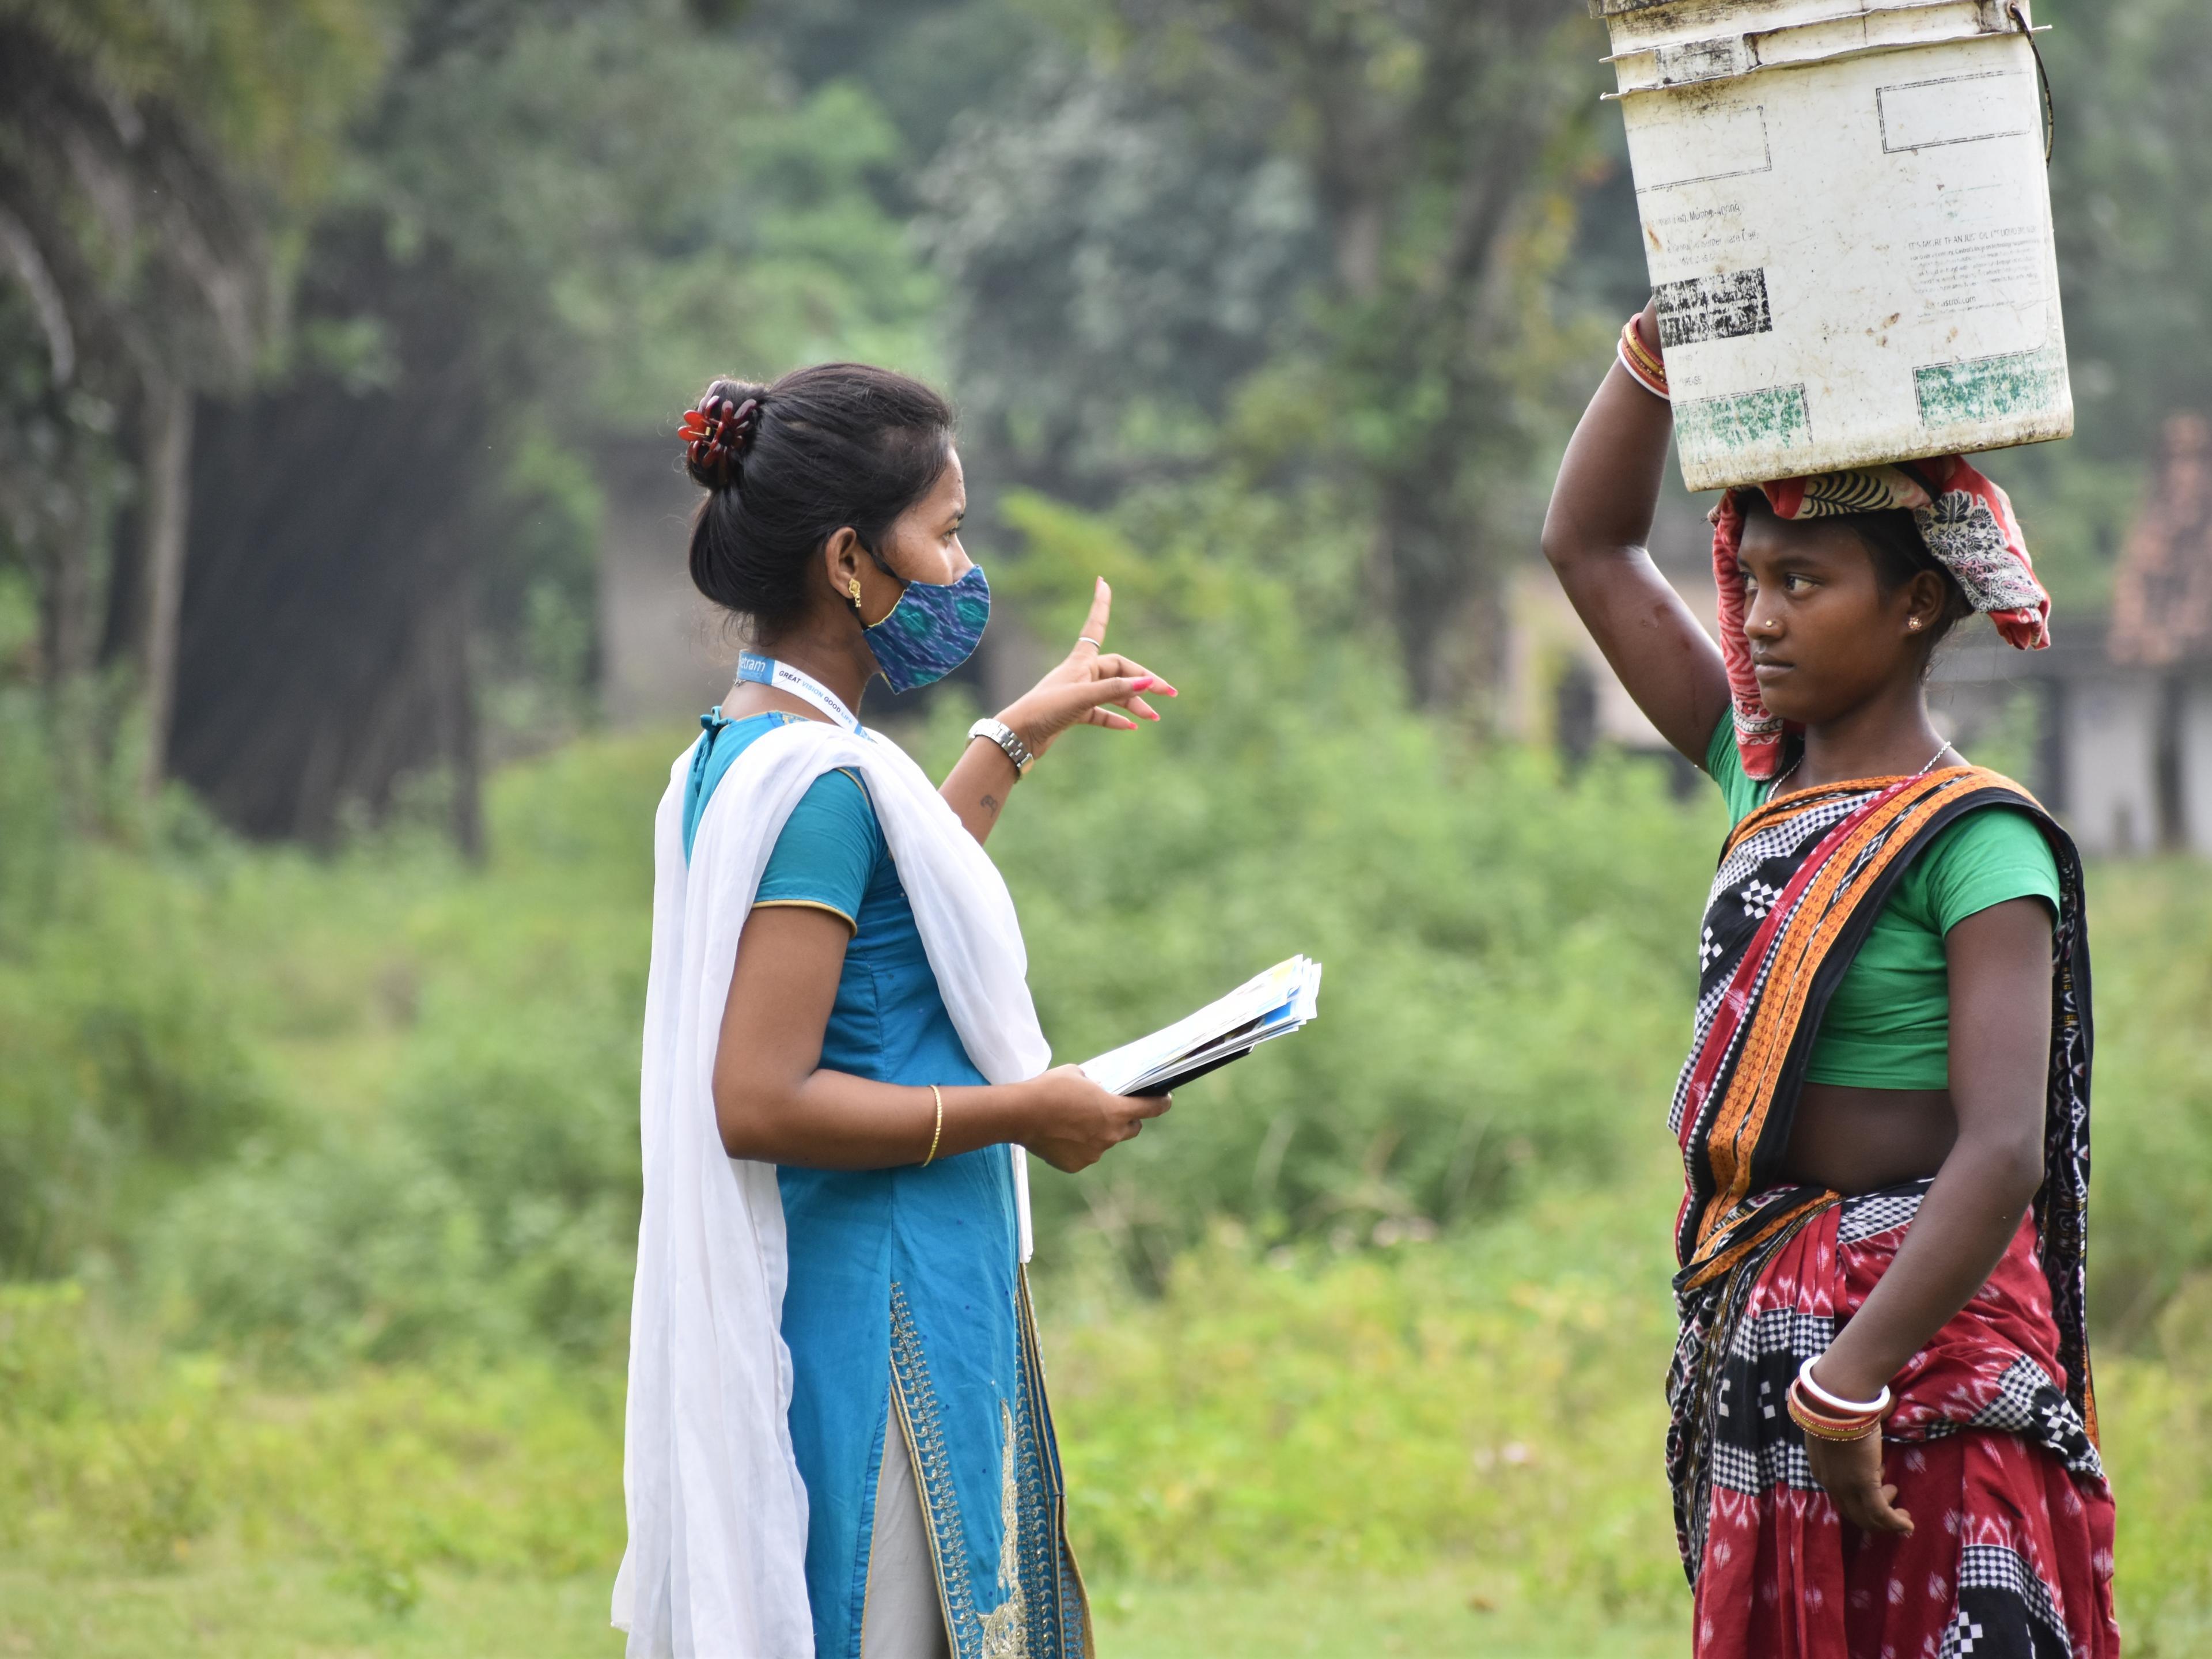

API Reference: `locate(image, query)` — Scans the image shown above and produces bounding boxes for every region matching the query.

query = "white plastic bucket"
[1591,0,2071,492]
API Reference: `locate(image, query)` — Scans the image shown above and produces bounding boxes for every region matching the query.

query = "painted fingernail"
[1132,675,1155,691]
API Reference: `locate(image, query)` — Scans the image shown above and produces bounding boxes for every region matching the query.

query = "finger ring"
[1077,635,1103,649]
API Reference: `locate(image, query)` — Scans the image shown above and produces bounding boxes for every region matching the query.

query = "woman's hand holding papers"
[1019,1065,1172,1173]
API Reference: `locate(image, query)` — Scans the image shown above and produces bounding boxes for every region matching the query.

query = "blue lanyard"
[735,652,863,736]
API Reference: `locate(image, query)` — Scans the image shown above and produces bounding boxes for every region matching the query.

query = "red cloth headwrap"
[1710,455,2051,779]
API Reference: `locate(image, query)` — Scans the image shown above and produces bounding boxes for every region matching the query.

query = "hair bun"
[679,382,766,489]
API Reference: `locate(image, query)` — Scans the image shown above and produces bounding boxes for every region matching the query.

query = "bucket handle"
[2009,2,2056,165]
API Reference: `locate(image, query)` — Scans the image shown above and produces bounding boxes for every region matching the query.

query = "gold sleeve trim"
[751,899,859,934]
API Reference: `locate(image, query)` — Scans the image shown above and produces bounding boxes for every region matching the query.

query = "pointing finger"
[1078,578,1112,650]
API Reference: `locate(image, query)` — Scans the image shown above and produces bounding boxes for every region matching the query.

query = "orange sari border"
[1691,768,2013,1258]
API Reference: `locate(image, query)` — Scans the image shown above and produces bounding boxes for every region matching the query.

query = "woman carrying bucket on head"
[613,363,1175,1657]
[1540,300,2119,1658]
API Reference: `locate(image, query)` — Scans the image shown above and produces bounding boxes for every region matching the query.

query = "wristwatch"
[967,717,1036,778]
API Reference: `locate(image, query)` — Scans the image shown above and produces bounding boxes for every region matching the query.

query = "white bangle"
[967,717,1035,777]
[1798,1355,1892,1417]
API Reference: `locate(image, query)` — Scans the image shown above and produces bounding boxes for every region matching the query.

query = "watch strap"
[967,717,1035,777]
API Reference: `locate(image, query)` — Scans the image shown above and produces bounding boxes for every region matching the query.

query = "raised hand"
[998,578,1179,758]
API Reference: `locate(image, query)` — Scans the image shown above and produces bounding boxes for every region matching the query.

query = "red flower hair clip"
[680,394,761,480]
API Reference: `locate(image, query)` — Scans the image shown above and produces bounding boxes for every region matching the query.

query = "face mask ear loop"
[862,540,906,590]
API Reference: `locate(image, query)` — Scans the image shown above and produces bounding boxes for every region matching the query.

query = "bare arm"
[940,739,1024,846]
[939,579,1174,844]
[1804,896,2055,1534]
[1539,300,1732,764]
[713,904,1168,1171]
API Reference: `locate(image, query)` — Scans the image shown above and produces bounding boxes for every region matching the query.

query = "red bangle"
[1618,315,1669,400]
[1787,1381,1883,1442]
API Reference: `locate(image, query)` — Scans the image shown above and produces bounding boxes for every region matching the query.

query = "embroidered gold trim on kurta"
[978,1403,1028,1658]
[888,1279,1077,1659]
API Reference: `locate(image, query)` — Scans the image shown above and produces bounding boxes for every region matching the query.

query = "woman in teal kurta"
[684,710,1073,1655]
[652,363,1177,1658]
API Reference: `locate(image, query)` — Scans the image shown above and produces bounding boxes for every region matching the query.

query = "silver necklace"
[1767,735,1953,797]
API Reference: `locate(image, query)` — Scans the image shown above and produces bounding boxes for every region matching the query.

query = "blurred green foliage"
[4,456,2209,1345]
[0,0,394,202]
[0,476,1729,1329]
[967,482,1718,1270]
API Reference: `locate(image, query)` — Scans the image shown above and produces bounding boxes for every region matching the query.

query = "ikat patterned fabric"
[1668,1187,2117,1658]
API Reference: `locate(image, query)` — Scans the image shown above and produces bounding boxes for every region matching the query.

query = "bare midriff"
[1782,1081,1957,1195]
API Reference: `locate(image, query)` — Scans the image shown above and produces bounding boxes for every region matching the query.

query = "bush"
[392,998,642,1362]
[0,1282,623,1585]
[0,846,274,1277]
[923,482,1721,1270]
[144,1135,515,1376]
[1046,1169,1684,1609]
[2078,863,2212,1346]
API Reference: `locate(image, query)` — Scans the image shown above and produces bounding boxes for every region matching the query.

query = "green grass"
[0,1562,1689,1658]
[0,1560,618,1659]
[8,1152,2212,1653]
[1098,1576,1682,1657]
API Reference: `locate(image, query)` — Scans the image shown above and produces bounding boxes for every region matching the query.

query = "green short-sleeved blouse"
[1704,717,2060,1089]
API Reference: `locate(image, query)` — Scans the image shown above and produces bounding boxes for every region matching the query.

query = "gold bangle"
[921,1084,944,1166]
[1619,315,1670,399]
[1622,313,1666,377]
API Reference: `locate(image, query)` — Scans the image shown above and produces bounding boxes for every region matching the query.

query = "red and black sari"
[1666,765,2119,1659]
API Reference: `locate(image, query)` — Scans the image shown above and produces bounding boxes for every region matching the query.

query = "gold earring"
[847,578,863,611]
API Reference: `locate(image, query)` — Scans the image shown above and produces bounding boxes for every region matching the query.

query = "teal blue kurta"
[684,711,1089,1659]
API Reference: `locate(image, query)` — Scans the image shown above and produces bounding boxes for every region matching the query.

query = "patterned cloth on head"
[1710,457,2052,780]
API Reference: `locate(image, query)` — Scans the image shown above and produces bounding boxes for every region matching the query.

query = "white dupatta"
[612,718,1051,1658]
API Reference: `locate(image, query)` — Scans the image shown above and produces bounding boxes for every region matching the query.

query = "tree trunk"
[136,374,192,800]
[434,581,484,862]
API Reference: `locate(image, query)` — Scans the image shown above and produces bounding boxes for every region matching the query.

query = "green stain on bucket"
[1675,384,1811,461]
[1914,344,2067,427]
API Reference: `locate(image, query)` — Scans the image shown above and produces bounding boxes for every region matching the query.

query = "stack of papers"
[1079,956,1323,1097]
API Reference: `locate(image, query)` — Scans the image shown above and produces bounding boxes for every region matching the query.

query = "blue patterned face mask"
[862,563,991,693]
